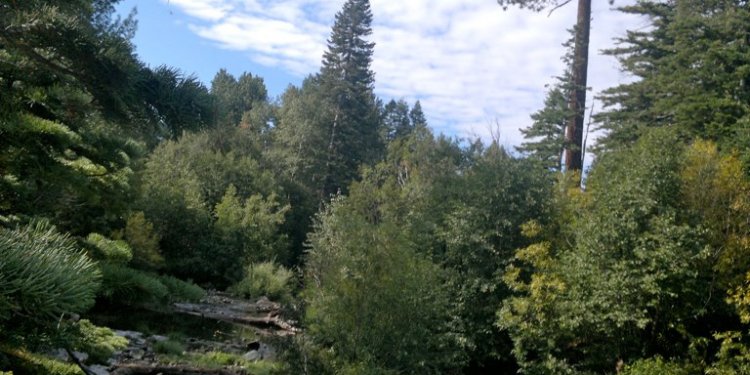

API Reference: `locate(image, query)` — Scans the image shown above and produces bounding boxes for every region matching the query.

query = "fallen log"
[172,295,299,335]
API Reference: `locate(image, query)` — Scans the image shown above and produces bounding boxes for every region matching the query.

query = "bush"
[153,339,185,355]
[99,264,205,306]
[157,275,205,302]
[621,356,693,375]
[71,319,128,364]
[229,262,293,301]
[0,221,101,323]
[118,212,163,270]
[98,264,168,306]
[85,233,132,264]
[1,348,82,375]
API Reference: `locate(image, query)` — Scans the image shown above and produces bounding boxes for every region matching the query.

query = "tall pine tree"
[497,0,591,182]
[318,0,381,197]
[516,30,576,171]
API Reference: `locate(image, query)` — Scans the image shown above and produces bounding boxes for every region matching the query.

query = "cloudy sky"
[117,0,646,146]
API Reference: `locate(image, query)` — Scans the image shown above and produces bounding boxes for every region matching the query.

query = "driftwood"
[111,363,245,375]
[172,294,299,336]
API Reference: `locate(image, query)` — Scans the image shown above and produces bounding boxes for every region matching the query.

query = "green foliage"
[85,233,133,264]
[157,275,206,303]
[98,262,205,306]
[680,141,750,290]
[0,221,101,325]
[704,332,750,375]
[138,65,216,138]
[597,0,750,159]
[156,350,280,374]
[270,77,331,191]
[381,99,413,142]
[210,69,268,127]
[500,131,750,373]
[138,128,288,286]
[1,348,82,375]
[214,186,290,264]
[0,1,150,234]
[316,0,382,196]
[271,0,381,198]
[621,356,694,375]
[230,262,294,302]
[117,211,164,270]
[303,195,461,374]
[153,339,186,355]
[70,319,128,364]
[516,29,576,171]
[98,263,168,306]
[438,145,552,368]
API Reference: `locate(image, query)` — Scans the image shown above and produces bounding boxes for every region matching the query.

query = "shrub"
[118,212,164,270]
[71,319,128,364]
[85,233,132,264]
[1,348,82,375]
[621,356,693,375]
[229,262,293,301]
[153,339,185,355]
[0,221,101,323]
[157,275,205,303]
[98,264,168,306]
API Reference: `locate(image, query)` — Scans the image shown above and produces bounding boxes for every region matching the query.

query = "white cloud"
[160,0,645,146]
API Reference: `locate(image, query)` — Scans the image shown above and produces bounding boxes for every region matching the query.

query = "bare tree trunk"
[564,0,591,181]
[321,109,340,198]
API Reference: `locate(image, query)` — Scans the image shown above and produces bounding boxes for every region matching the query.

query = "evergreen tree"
[381,98,412,142]
[210,69,268,127]
[0,0,143,233]
[137,65,215,139]
[596,0,750,164]
[516,31,576,171]
[498,0,592,181]
[409,100,428,130]
[318,0,381,197]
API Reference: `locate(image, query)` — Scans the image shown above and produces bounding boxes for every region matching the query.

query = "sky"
[116,0,647,147]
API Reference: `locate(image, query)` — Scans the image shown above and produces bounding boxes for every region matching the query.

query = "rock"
[242,350,260,361]
[114,330,143,340]
[88,364,110,375]
[131,349,145,361]
[149,335,169,342]
[258,343,275,360]
[114,330,146,346]
[48,348,69,362]
[71,351,89,363]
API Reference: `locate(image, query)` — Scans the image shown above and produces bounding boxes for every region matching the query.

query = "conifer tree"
[382,99,412,142]
[410,100,428,130]
[318,0,381,197]
[596,0,750,163]
[498,0,592,182]
[516,31,576,171]
[210,69,268,127]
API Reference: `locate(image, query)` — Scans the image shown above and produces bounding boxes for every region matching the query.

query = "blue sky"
[116,0,645,146]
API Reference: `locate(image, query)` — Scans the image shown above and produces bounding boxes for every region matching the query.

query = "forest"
[2,0,750,374]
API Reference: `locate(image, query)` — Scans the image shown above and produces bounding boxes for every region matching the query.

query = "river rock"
[242,350,260,361]
[88,364,110,375]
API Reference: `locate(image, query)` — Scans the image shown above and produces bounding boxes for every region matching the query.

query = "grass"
[0,347,83,375]
[153,339,186,355]
[157,350,280,374]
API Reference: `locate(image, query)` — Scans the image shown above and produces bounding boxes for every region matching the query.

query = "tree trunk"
[564,0,591,181]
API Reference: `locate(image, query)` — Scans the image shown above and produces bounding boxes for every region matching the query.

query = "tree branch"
[547,0,573,16]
